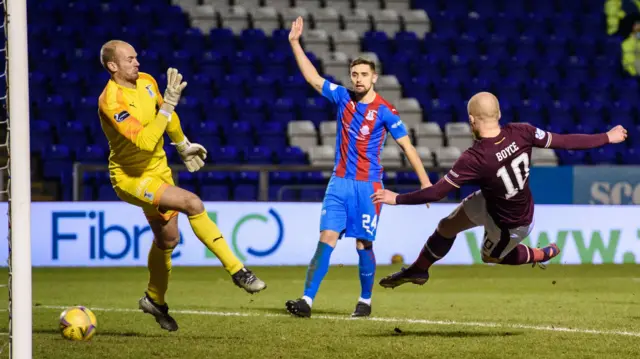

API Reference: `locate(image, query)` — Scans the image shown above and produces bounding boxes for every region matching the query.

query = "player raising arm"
[371,92,627,288]
[285,17,432,318]
[97,40,266,332]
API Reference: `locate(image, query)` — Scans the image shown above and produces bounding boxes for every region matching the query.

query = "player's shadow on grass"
[251,306,346,316]
[363,330,522,338]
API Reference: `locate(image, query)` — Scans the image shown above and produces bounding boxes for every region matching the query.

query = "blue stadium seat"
[189,74,215,102]
[181,28,206,54]
[252,75,278,103]
[220,74,246,100]
[233,51,257,81]
[199,171,232,185]
[303,97,331,126]
[205,97,234,123]
[589,147,617,165]
[241,29,269,57]
[278,146,307,164]
[211,146,241,164]
[76,145,106,163]
[237,97,266,126]
[363,31,390,55]
[257,122,287,148]
[234,184,258,201]
[200,51,226,79]
[98,185,120,201]
[270,97,297,124]
[394,32,421,56]
[177,96,202,122]
[263,51,289,78]
[622,148,640,165]
[201,185,231,201]
[245,146,273,164]
[282,75,308,103]
[226,121,254,148]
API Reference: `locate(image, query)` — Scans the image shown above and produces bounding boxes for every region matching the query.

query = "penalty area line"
[36,305,640,338]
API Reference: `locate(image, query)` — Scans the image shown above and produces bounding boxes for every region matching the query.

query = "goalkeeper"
[97,40,266,332]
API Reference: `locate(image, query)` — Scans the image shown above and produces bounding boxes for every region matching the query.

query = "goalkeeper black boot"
[138,292,178,332]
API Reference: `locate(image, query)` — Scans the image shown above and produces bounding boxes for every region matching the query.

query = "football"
[59,306,97,341]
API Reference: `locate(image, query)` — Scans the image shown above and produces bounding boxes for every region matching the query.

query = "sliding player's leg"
[379,192,479,289]
[286,176,346,318]
[462,192,560,267]
[157,184,266,293]
[138,214,180,332]
[482,220,560,267]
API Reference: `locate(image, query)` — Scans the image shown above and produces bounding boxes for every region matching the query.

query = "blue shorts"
[319,176,383,241]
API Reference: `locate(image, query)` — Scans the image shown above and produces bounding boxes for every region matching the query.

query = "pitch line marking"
[36,305,640,338]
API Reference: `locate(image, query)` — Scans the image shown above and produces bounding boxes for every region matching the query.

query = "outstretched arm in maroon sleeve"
[370,178,457,206]
[548,125,627,149]
[546,132,609,150]
[397,178,457,205]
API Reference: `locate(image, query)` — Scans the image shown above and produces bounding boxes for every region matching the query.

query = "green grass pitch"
[0,264,639,358]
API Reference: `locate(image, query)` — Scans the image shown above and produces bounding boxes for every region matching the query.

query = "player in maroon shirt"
[371,92,628,288]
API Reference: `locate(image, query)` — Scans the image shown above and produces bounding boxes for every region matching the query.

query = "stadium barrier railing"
[72,162,451,202]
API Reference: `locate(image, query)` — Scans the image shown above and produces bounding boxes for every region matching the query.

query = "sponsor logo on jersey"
[359,125,370,138]
[114,111,130,123]
[329,83,338,91]
[391,119,403,129]
[449,170,460,178]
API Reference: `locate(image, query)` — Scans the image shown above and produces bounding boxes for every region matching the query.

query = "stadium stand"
[24,0,639,202]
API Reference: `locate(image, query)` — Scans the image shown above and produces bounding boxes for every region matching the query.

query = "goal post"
[6,0,32,357]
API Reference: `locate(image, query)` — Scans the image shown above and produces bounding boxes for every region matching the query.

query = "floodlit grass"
[0,264,638,358]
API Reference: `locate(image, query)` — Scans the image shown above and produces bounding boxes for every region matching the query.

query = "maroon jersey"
[396,123,609,229]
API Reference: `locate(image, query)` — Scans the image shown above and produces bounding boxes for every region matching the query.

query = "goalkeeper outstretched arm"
[145,71,207,172]
[100,68,187,152]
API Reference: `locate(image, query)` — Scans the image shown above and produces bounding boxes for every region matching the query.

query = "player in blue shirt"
[285,17,432,318]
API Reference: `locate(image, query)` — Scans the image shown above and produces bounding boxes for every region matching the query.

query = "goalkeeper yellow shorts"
[111,165,178,223]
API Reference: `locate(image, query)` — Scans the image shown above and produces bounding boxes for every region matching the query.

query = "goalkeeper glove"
[173,137,207,172]
[163,68,188,107]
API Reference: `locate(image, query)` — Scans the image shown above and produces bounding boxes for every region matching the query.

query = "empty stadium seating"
[24,0,638,202]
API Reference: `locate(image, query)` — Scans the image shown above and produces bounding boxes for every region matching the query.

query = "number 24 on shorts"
[362,214,378,235]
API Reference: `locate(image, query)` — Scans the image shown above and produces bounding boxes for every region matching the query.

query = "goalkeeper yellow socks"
[189,211,244,275]
[147,242,173,305]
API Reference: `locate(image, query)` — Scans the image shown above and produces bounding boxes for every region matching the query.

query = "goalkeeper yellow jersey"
[98,72,182,178]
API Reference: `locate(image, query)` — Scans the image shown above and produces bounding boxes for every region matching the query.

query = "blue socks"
[357,247,376,303]
[303,242,334,303]
[302,242,377,307]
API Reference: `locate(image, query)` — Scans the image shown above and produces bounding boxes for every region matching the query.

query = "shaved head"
[467,92,501,122]
[100,40,140,86]
[100,40,129,71]
[467,92,502,139]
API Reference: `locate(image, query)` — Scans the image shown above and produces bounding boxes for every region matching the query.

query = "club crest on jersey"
[365,109,378,121]
[114,111,130,123]
[145,85,155,98]
[535,127,546,140]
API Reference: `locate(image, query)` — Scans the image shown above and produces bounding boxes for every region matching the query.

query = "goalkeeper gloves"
[172,137,207,172]
[163,68,188,107]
